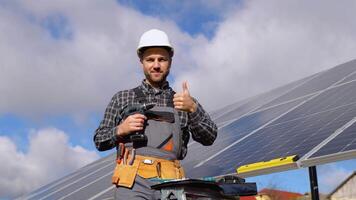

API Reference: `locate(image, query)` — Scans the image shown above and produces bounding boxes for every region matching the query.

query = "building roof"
[240,196,257,200]
[327,171,356,198]
[259,188,303,200]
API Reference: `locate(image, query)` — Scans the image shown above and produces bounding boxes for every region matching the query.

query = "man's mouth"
[151,71,162,76]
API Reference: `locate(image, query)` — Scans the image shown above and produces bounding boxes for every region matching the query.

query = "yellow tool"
[237,155,299,174]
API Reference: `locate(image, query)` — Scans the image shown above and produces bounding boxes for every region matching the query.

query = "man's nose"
[153,60,161,68]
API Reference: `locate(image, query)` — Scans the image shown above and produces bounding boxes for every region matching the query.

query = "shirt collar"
[140,80,170,94]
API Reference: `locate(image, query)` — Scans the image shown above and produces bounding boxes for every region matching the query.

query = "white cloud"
[177,0,356,110]
[2,0,356,114]
[0,128,99,199]
[0,0,200,117]
[318,163,352,193]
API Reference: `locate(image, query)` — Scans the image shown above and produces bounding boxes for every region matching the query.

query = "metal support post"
[308,166,320,200]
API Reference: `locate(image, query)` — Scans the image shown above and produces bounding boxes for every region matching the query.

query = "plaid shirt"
[94,80,217,151]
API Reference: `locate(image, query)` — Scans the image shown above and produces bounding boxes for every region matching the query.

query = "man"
[94,29,217,199]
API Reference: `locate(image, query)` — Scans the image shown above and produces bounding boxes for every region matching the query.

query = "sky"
[1,0,356,199]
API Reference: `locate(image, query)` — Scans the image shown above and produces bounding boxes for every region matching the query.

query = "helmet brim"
[137,46,174,58]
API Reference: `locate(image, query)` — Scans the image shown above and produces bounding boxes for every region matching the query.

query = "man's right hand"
[116,114,147,136]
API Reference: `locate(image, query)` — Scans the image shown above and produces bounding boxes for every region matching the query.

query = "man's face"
[141,47,171,88]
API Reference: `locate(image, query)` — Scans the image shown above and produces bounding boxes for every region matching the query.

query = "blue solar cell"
[310,122,356,158]
[93,187,115,200]
[212,98,258,126]
[61,172,113,200]
[339,73,356,85]
[27,155,115,200]
[37,162,114,200]
[270,81,356,125]
[209,98,251,121]
[186,81,356,177]
[212,75,315,125]
[345,141,356,151]
[261,60,356,109]
[183,98,306,177]
[187,105,356,178]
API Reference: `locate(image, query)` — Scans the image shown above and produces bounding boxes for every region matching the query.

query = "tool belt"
[112,154,185,188]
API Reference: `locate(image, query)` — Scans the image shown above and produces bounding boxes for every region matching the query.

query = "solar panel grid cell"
[26,156,114,200]
[90,186,115,200]
[345,141,356,151]
[209,97,251,121]
[32,159,115,200]
[60,171,113,200]
[310,122,356,158]
[47,164,114,200]
[278,106,355,156]
[269,81,356,126]
[339,73,356,84]
[212,74,316,126]
[261,60,356,109]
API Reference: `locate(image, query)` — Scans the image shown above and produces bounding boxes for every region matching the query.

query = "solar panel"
[183,60,356,178]
[309,122,356,158]
[183,97,308,173]
[23,154,116,200]
[339,71,356,84]
[209,97,252,121]
[55,171,112,200]
[260,60,356,109]
[212,74,316,126]
[186,104,356,178]
[17,59,356,199]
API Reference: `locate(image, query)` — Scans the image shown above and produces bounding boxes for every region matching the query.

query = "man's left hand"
[173,81,197,113]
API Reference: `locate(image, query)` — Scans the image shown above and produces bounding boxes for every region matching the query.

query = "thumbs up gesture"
[173,81,197,113]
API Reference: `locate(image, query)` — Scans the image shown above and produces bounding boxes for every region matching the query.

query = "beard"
[144,69,170,87]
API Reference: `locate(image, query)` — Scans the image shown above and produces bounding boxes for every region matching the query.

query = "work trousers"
[114,176,161,200]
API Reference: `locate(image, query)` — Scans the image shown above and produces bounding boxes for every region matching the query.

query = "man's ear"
[139,55,144,64]
[169,57,172,65]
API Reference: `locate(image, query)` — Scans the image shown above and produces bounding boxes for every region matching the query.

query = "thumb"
[182,81,190,95]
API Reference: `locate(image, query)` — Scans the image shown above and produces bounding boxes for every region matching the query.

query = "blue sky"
[117,0,236,39]
[1,0,356,199]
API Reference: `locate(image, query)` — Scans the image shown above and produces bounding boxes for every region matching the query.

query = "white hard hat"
[137,29,174,57]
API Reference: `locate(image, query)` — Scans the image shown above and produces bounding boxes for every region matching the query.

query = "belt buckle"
[143,159,154,165]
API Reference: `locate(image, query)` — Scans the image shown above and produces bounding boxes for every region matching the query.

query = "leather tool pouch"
[112,162,139,188]
[112,156,185,188]
[160,161,185,179]
[137,159,185,179]
[137,162,159,179]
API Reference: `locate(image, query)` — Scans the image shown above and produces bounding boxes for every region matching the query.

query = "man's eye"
[146,58,154,62]
[159,58,168,62]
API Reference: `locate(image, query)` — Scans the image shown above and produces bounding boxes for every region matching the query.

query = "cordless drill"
[120,103,155,145]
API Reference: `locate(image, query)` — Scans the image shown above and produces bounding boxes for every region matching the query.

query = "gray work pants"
[114,176,161,200]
